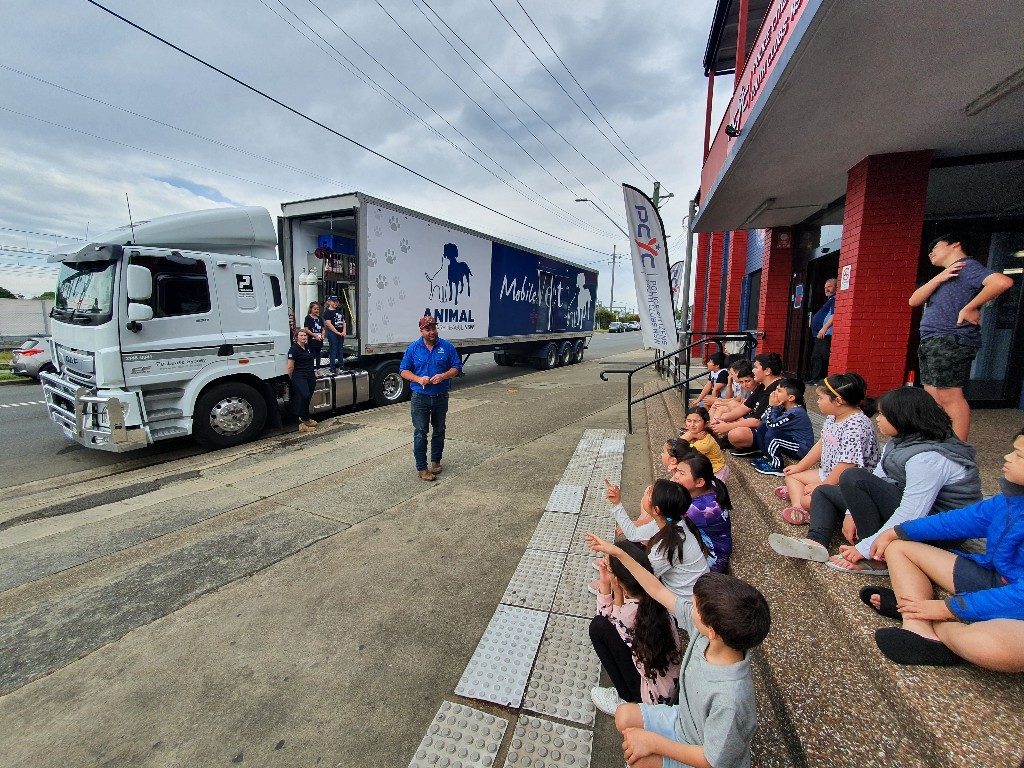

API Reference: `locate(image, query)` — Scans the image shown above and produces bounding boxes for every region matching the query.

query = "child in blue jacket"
[864,427,1024,671]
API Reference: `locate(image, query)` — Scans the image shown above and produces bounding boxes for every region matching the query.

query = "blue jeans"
[411,392,448,471]
[327,333,345,370]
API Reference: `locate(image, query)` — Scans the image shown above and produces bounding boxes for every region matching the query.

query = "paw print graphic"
[375,274,388,289]
[400,238,410,253]
[375,300,384,313]
[385,248,396,265]
[374,224,382,237]
[388,215,400,231]
[367,251,378,268]
[393,275,400,287]
[387,296,395,307]
[398,290,406,301]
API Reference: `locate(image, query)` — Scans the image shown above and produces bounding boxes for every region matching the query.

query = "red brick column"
[705,232,726,333]
[693,232,710,332]
[830,151,932,393]
[756,227,793,356]
[723,230,748,331]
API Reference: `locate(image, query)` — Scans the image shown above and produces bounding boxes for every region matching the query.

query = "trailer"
[41,193,597,451]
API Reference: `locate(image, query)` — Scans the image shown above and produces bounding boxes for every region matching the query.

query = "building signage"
[840,264,852,291]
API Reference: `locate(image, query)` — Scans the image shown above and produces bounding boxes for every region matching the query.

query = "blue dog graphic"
[444,243,473,305]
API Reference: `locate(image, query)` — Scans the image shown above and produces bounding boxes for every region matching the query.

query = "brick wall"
[705,232,726,333]
[693,232,710,331]
[756,227,793,356]
[830,151,932,393]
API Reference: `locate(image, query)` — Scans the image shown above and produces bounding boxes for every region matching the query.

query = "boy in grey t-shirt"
[587,534,771,768]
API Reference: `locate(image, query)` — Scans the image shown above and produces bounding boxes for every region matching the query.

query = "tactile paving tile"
[409,701,508,768]
[526,513,579,553]
[578,491,614,517]
[569,515,616,557]
[600,436,625,455]
[501,715,593,768]
[501,549,568,611]
[455,605,549,707]
[522,614,602,725]
[544,484,585,515]
[604,429,626,439]
[559,464,594,485]
[549,555,601,619]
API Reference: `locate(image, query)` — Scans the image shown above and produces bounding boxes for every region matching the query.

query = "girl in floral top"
[779,373,880,524]
[590,540,681,713]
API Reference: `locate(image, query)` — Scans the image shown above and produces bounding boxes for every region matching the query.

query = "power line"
[414,0,624,221]
[81,0,608,255]
[268,0,612,239]
[407,0,620,219]
[488,0,652,182]
[0,224,84,241]
[512,0,656,180]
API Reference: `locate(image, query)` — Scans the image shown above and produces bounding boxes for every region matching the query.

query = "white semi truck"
[41,192,598,451]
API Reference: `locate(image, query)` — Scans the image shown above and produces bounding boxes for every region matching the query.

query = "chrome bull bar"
[40,371,148,450]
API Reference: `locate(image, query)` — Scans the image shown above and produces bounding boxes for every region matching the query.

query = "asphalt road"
[0,332,647,486]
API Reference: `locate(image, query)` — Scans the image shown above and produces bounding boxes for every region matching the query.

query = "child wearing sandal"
[678,407,729,481]
[586,533,771,768]
[749,378,814,478]
[589,541,681,714]
[605,479,711,599]
[769,386,981,572]
[778,373,880,524]
[862,426,1024,671]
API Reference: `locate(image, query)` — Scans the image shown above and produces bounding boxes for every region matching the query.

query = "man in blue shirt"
[807,277,836,384]
[400,316,463,481]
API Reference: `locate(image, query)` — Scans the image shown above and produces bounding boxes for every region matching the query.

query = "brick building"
[691,0,1024,408]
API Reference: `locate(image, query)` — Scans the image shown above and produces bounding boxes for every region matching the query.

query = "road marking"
[0,400,45,408]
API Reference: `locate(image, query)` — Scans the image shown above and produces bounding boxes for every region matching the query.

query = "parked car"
[608,322,625,333]
[628,321,641,331]
[10,337,54,380]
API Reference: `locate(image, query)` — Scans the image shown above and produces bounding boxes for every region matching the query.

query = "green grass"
[0,350,20,382]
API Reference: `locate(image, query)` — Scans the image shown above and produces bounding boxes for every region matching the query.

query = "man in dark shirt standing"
[808,278,836,384]
[909,233,1012,440]
[400,316,463,481]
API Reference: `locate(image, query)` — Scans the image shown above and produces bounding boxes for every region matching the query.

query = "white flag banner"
[623,185,675,352]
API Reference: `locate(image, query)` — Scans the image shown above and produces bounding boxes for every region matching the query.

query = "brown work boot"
[298,423,313,434]
[429,462,443,475]
[304,419,318,428]
[418,470,436,481]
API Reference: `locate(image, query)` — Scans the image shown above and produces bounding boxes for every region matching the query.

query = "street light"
[574,198,630,238]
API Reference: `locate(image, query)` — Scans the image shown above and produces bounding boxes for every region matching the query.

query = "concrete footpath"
[0,351,657,767]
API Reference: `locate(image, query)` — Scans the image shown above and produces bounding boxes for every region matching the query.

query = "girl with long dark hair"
[589,541,682,714]
[671,452,733,573]
[770,386,981,572]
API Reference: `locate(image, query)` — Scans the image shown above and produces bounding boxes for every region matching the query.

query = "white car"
[10,337,54,380]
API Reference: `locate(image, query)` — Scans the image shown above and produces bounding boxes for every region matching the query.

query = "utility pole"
[653,182,674,210]
[610,244,617,316]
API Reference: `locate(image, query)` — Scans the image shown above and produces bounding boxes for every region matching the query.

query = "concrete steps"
[644,382,1024,768]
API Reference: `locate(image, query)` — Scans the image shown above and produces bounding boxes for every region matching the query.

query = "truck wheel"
[371,361,409,406]
[536,342,558,370]
[572,340,585,363]
[494,352,508,366]
[193,382,267,448]
[558,341,573,366]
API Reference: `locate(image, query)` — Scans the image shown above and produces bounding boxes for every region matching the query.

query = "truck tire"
[193,381,267,448]
[371,361,410,406]
[494,352,508,366]
[536,342,558,370]
[572,339,585,363]
[558,341,573,366]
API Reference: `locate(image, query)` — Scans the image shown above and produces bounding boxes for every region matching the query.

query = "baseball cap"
[419,316,438,330]
[326,295,339,302]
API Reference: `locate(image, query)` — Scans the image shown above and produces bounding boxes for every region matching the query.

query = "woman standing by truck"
[287,329,318,433]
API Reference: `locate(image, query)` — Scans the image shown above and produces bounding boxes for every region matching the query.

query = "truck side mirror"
[127,264,153,301]
[126,302,153,332]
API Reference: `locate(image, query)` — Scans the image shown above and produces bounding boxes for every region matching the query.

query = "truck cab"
[43,207,290,450]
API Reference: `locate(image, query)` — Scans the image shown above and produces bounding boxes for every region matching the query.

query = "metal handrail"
[600,330,760,434]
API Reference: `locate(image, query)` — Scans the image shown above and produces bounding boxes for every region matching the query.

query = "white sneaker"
[590,686,624,715]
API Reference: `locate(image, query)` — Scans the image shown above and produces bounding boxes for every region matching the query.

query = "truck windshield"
[51,260,117,326]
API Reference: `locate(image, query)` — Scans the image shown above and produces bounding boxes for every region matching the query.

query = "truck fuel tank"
[308,369,370,414]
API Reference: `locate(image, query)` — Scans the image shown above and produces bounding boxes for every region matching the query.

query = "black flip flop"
[875,627,962,666]
[859,586,900,621]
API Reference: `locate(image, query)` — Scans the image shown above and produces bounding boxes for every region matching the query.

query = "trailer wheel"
[558,341,573,366]
[494,352,508,366]
[371,361,410,406]
[536,342,558,370]
[572,340,585,363]
[193,382,267,448]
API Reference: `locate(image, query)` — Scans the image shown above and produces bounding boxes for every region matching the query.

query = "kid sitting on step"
[749,378,814,478]
[708,359,754,418]
[670,452,733,574]
[679,407,729,481]
[861,426,1024,671]
[589,540,681,715]
[586,533,771,768]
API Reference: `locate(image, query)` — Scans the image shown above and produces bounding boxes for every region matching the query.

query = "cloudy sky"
[0,0,729,306]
